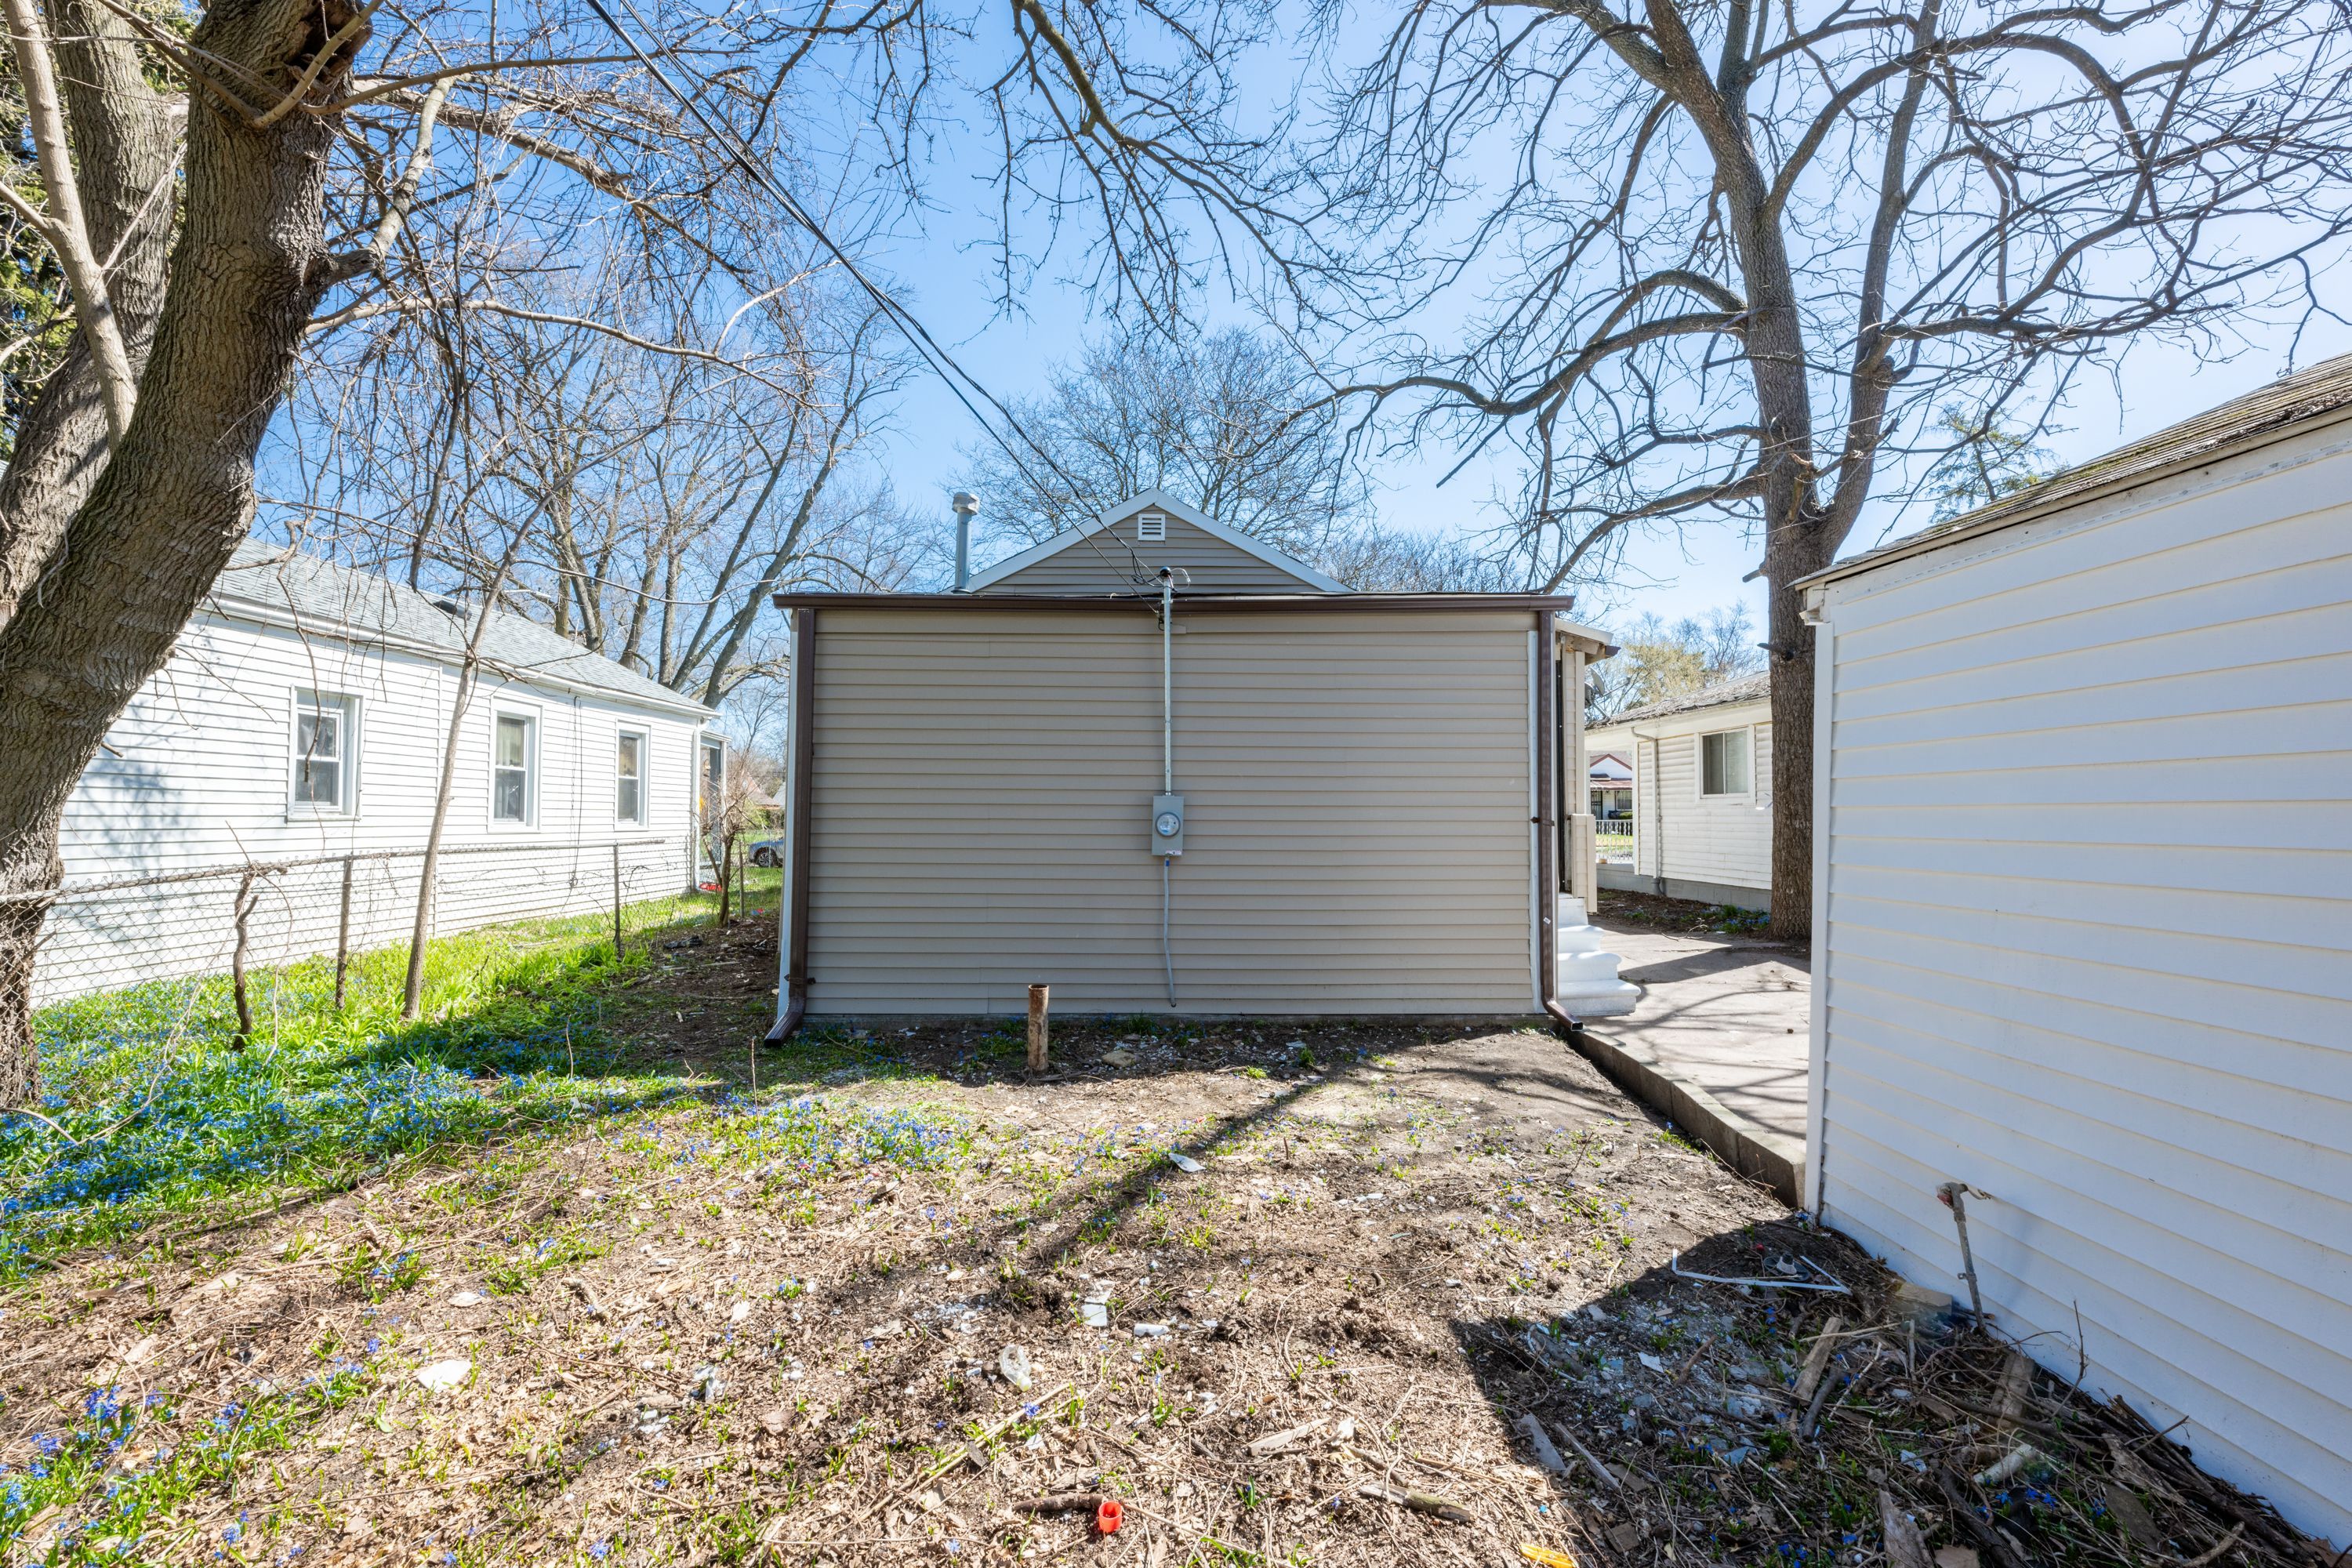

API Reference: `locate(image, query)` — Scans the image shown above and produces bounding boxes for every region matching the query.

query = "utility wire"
[579,0,1154,590]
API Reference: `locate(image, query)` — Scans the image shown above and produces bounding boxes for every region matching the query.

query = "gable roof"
[961,488,1348,593]
[1806,351,2352,590]
[1593,671,1771,728]
[209,541,717,720]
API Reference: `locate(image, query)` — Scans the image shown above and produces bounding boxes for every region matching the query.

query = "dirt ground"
[0,922,2325,1567]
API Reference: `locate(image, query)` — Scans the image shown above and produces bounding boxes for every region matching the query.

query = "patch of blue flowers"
[0,934,687,1282]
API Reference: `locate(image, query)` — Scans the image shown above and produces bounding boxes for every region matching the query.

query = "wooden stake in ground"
[612,843,624,960]
[1027,983,1049,1073]
[332,854,354,1011]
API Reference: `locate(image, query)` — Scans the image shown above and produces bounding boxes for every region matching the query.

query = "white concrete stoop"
[1555,895,1639,1018]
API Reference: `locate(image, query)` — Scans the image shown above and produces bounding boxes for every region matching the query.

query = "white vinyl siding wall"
[1590,707,1772,893]
[1808,421,2352,1543]
[802,607,1537,1015]
[38,610,704,1005]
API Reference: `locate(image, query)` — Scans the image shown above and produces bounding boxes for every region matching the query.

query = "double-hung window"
[492,711,536,824]
[292,690,357,814]
[616,730,647,824]
[1700,728,1751,798]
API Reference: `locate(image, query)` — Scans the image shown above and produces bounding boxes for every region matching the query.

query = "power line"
[578,0,1154,590]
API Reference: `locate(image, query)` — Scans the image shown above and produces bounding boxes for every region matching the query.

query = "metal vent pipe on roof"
[951,491,979,590]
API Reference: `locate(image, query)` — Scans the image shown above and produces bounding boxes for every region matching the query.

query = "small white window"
[492,711,536,824]
[1700,728,1751,797]
[291,690,356,814]
[1135,511,1167,542]
[616,730,646,824]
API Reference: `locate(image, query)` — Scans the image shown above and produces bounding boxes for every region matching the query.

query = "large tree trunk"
[0,0,176,630]
[0,0,366,1105]
[1764,553,1824,944]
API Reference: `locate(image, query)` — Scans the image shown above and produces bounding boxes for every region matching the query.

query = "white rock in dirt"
[414,1359,471,1393]
[1638,1352,1666,1374]
[448,1291,485,1308]
[998,1345,1033,1391]
[1132,1323,1168,1338]
[1167,1152,1203,1174]
[729,1301,753,1323]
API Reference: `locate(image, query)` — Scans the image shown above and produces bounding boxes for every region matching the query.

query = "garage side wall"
[804,608,1536,1015]
[1812,426,2352,1541]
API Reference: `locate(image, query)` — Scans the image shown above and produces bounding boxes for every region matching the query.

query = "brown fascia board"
[770,590,1617,655]
[771,590,1580,612]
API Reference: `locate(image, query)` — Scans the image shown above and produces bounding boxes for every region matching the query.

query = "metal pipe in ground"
[611,844,623,961]
[1937,1180,1987,1324]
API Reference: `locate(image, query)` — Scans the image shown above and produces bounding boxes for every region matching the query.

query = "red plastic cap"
[1095,1499,1123,1534]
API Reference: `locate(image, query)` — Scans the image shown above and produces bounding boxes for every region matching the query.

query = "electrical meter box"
[1150,793,1185,856]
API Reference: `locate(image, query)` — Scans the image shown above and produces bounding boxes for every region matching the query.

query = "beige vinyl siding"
[1809,421,2352,1542]
[803,607,1535,1014]
[978,510,1326,594]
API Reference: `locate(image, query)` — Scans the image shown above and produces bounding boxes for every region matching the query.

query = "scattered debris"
[1356,1482,1472,1524]
[1247,1417,1325,1455]
[413,1359,470,1392]
[1514,1413,1570,1479]
[1972,1442,2045,1486]
[1167,1151,1203,1174]
[997,1344,1033,1390]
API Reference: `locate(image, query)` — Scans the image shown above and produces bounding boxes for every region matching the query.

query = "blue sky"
[803,7,2352,639]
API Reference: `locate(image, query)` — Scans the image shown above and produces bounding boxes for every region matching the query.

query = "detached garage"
[764,490,1624,1025]
[1798,359,2352,1541]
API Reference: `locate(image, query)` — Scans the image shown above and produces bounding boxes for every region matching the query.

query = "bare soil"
[0,925,2321,1568]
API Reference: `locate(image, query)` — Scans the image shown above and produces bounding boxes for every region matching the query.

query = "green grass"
[0,1369,375,1563]
[0,889,737,1283]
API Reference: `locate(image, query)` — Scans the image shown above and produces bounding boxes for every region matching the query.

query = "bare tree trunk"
[2,0,141,442]
[401,541,524,1018]
[0,0,367,1105]
[0,0,175,631]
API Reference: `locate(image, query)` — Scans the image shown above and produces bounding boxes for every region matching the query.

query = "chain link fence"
[14,837,692,1014]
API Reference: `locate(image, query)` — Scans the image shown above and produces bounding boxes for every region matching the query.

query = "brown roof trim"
[1801,353,2352,592]
[771,590,1582,613]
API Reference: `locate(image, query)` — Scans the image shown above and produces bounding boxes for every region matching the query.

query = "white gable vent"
[1135,511,1167,542]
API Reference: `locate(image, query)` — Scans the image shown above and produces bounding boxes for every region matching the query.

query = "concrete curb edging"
[1566,1024,1806,1205]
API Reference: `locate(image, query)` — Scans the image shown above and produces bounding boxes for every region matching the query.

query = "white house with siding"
[1585,673,1772,909]
[1798,357,2352,1544]
[37,543,717,1004]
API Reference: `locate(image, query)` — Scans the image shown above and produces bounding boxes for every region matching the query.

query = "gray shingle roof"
[1597,670,1770,727]
[209,541,714,717]
[1813,352,2352,586]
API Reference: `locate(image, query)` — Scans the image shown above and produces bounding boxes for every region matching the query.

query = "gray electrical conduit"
[1159,566,1187,1009]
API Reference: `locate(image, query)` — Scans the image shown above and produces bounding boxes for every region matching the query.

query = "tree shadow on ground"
[1443,1222,2314,1568]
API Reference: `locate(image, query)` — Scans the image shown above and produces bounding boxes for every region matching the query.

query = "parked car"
[746,837,786,868]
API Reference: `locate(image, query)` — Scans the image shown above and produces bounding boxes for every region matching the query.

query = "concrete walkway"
[1567,918,1812,1203]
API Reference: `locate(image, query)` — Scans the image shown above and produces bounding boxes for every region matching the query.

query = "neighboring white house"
[1585,673,1771,909]
[1587,750,1633,825]
[38,543,717,1004]
[1798,357,2352,1543]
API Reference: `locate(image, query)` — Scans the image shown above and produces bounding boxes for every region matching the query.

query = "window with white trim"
[1700,728,1751,797]
[1135,511,1167,542]
[291,690,356,813]
[492,711,537,823]
[616,729,647,824]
